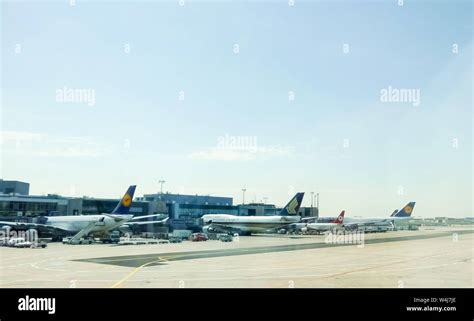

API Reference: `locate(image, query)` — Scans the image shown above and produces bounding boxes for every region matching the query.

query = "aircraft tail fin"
[279,192,304,216]
[111,185,136,214]
[332,210,345,224]
[390,210,399,217]
[394,202,415,217]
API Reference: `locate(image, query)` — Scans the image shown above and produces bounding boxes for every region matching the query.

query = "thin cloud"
[0,130,109,158]
[189,145,293,161]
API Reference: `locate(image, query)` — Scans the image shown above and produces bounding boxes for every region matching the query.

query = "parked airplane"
[0,185,167,241]
[301,211,345,234]
[202,192,305,235]
[287,202,415,233]
[343,202,416,229]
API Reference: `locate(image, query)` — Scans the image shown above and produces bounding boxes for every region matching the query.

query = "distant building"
[0,194,163,220]
[137,193,313,231]
[137,193,234,231]
[68,197,159,217]
[299,206,318,218]
[0,184,318,232]
[0,194,69,219]
[139,192,233,206]
[435,217,448,224]
[0,179,30,195]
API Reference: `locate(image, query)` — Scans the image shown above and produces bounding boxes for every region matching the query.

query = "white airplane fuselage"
[45,214,133,233]
[202,214,301,233]
[342,216,410,226]
[305,222,342,232]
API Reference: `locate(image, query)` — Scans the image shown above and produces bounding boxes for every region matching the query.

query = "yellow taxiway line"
[111,256,171,288]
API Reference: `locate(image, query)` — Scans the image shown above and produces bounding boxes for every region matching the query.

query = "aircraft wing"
[0,221,74,233]
[124,217,169,226]
[300,217,317,223]
[129,214,168,221]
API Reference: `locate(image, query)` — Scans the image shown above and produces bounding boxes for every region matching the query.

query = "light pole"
[311,191,314,216]
[242,188,246,205]
[159,179,166,199]
[316,193,319,217]
[263,197,268,204]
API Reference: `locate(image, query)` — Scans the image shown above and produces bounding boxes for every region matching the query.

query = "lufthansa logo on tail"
[403,206,412,214]
[122,194,132,207]
[286,197,299,214]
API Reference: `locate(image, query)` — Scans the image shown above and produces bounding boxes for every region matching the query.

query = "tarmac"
[0,227,472,288]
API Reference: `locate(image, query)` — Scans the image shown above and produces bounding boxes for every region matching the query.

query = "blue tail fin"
[390,210,399,217]
[394,202,415,217]
[111,185,136,214]
[279,192,305,216]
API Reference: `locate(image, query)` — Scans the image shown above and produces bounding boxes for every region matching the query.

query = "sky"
[0,0,472,217]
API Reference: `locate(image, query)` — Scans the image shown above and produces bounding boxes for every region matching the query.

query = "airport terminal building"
[0,179,30,195]
[0,180,317,233]
[137,192,294,231]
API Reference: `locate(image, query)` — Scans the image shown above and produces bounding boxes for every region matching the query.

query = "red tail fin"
[332,211,345,224]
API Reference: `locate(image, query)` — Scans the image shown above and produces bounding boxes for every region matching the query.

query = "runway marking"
[100,231,474,287]
[78,229,474,268]
[111,256,172,288]
[317,248,473,280]
[0,235,472,287]
[29,262,67,273]
[2,229,472,288]
[106,249,473,286]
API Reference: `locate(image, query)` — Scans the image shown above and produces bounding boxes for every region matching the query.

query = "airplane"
[284,211,339,234]
[301,211,345,234]
[342,202,416,229]
[0,185,168,241]
[202,192,305,235]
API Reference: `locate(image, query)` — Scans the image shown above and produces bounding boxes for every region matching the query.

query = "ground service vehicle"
[219,234,233,242]
[168,236,183,243]
[190,233,208,242]
[102,231,121,244]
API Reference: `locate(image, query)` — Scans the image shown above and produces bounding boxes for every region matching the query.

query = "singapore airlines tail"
[278,192,305,216]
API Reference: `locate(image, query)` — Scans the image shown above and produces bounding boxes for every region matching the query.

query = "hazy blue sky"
[1,0,472,217]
